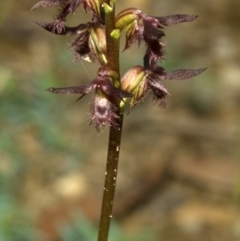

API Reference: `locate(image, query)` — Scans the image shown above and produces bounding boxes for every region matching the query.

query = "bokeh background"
[0,0,240,240]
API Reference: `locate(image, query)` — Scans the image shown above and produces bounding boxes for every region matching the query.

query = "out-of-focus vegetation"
[0,0,240,241]
[59,213,156,241]
[0,174,42,241]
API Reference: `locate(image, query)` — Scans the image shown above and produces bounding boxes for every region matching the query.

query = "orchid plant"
[31,1,206,241]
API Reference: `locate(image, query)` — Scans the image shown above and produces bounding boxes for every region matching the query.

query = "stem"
[97,114,123,241]
[103,0,119,74]
[98,1,122,241]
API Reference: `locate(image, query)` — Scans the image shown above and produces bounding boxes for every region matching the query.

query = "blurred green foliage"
[0,174,42,241]
[0,72,84,240]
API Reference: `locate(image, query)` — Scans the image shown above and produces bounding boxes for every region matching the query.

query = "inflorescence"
[31,0,206,132]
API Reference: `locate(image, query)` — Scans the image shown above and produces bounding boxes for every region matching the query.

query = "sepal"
[115,8,140,30]
[121,66,147,109]
[156,14,198,26]
[89,25,107,64]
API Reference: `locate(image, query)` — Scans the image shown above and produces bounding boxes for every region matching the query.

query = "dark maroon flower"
[48,66,131,99]
[48,66,132,131]
[31,0,106,62]
[121,65,207,109]
[35,21,107,63]
[148,67,207,107]
[115,8,197,67]
[32,0,81,34]
[31,0,102,29]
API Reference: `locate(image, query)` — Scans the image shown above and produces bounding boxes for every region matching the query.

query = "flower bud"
[121,66,147,109]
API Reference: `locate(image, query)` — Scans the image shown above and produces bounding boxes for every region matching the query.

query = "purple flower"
[121,65,207,109]
[31,0,102,30]
[35,21,107,63]
[48,66,132,131]
[115,8,198,67]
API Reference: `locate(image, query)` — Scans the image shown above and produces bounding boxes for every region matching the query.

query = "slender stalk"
[104,1,119,74]
[97,1,122,241]
[97,114,123,241]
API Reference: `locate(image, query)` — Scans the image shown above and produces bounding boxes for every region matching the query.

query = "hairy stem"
[97,1,122,241]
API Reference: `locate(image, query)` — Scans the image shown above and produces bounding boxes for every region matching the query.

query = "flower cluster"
[31,0,206,131]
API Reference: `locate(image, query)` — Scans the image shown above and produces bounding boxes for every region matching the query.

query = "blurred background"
[0,0,240,240]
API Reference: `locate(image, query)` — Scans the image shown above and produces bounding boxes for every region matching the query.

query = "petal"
[151,86,168,108]
[148,79,170,96]
[35,21,88,35]
[68,0,82,14]
[31,0,66,10]
[143,41,166,68]
[147,70,170,96]
[47,81,96,94]
[90,95,119,132]
[162,68,207,80]
[143,19,165,40]
[35,20,65,34]
[156,14,198,26]
[31,0,83,14]
[148,75,170,108]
